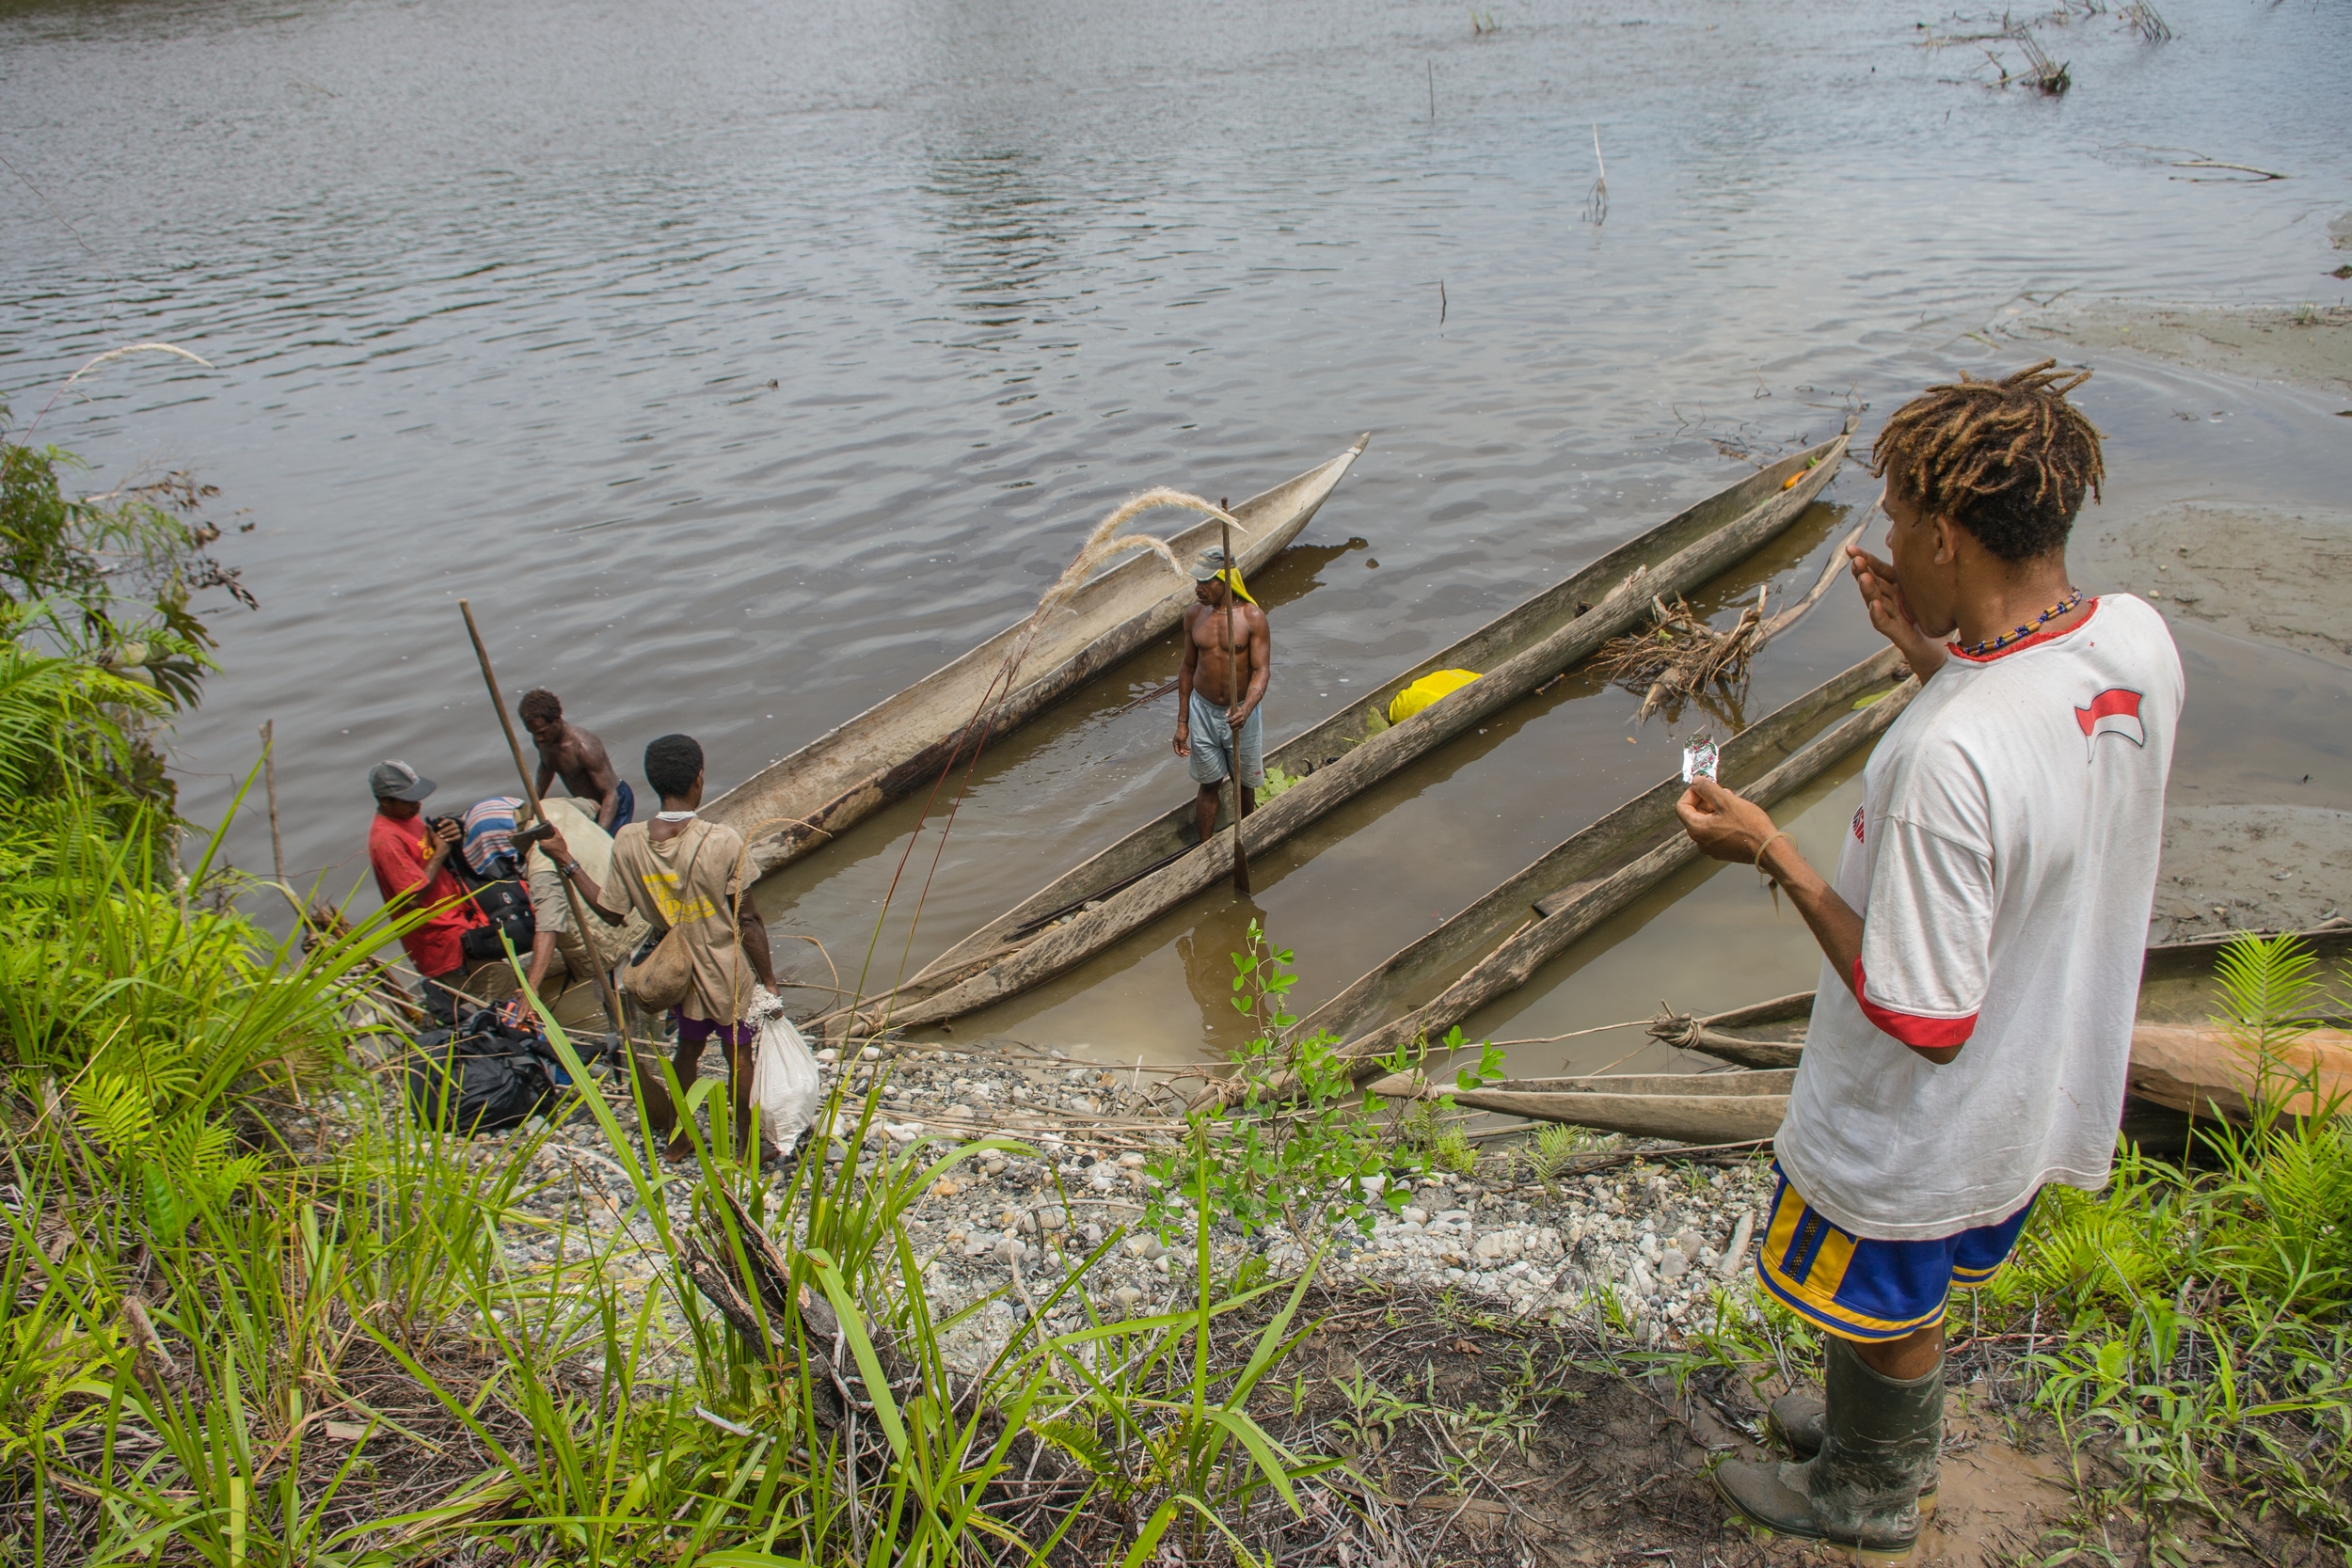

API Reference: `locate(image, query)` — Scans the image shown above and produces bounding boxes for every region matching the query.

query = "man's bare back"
[536,721,616,801]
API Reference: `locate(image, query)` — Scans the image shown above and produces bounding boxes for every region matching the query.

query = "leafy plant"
[1253,764,1303,806]
[1389,1024,1504,1176]
[1146,922,1431,1250]
[2004,932,2352,1544]
[1518,1121,1591,1182]
[1,412,250,704]
[1057,1152,1336,1566]
[3,404,255,805]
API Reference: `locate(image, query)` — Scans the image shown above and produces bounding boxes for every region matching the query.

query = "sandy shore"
[2149,805,2351,946]
[2073,501,2349,946]
[2075,504,2352,665]
[2030,299,2352,398]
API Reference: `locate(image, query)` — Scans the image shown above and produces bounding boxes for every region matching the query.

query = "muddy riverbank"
[2034,301,2352,400]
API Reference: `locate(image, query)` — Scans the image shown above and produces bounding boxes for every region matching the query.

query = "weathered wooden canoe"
[1289,646,1917,1076]
[2127,1023,2352,1123]
[1642,919,2352,1129]
[855,430,1855,1030]
[1359,924,2352,1145]
[703,436,1371,881]
[1366,1068,1797,1144]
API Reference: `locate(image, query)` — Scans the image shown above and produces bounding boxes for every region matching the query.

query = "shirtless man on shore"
[1174,546,1270,847]
[518,688,633,831]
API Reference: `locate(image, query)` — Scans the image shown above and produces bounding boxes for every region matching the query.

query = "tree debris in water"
[2120,1,2171,44]
[1597,589,1771,722]
[1594,521,1866,723]
[2015,30,2071,94]
[1584,123,1608,227]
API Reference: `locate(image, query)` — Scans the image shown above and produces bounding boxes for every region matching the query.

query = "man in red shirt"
[367,760,488,1026]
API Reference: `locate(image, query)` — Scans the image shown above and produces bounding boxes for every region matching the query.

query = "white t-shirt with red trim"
[1773,594,2184,1241]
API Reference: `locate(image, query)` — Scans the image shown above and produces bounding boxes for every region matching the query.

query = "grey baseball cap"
[1191,546,1238,581]
[368,759,437,801]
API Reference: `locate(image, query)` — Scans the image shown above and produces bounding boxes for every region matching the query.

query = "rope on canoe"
[1480,1015,1656,1050]
[1648,1008,1705,1053]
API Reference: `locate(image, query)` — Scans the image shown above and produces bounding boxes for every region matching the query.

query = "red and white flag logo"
[2074,688,2146,758]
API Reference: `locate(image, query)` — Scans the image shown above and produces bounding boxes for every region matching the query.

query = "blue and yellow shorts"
[1756,1164,2036,1342]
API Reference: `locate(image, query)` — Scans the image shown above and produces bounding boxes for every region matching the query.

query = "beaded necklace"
[1960,587,2083,657]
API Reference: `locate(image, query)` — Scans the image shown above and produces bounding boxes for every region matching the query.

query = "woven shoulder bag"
[619,824,711,1012]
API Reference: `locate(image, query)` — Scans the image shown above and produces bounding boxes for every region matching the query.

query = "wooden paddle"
[1221,515,1252,897]
[458,599,631,1045]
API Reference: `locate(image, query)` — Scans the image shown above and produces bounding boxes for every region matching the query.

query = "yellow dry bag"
[1388,669,1480,724]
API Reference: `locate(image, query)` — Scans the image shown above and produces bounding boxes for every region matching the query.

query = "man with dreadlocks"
[1676,362,2183,1556]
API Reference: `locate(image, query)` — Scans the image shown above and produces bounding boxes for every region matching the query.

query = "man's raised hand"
[1675,777,1780,864]
[1845,542,1946,680]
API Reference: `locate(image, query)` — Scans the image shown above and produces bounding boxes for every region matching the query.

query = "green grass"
[2,926,1343,1564]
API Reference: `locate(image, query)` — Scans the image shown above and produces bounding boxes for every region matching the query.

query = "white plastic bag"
[747,987,822,1151]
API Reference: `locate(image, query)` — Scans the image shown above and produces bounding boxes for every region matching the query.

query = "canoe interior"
[707,436,1367,879]
[894,434,1853,1000]
[1445,924,2352,1154]
[1295,647,1910,1051]
[2136,919,2352,1024]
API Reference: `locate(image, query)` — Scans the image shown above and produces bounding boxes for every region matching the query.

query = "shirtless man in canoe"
[1173,546,1270,847]
[519,688,634,832]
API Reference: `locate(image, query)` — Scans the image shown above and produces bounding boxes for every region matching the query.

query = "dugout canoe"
[854,428,1855,1031]
[703,436,1371,881]
[1363,1068,1798,1145]
[1357,922,2352,1145]
[1648,918,2352,1124]
[1283,645,1918,1080]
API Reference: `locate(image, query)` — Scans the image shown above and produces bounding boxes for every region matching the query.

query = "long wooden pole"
[1221,519,1252,897]
[457,600,630,1042]
[260,720,286,887]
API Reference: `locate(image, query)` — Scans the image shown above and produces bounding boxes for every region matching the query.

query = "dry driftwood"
[1593,521,1865,721]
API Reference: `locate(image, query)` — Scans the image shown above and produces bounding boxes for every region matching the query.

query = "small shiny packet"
[1681,738,1720,784]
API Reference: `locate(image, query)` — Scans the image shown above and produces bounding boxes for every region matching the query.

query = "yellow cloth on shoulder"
[1214,568,1255,605]
[1388,669,1481,724]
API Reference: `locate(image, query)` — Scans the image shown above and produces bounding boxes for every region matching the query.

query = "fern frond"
[71,1070,155,1154]
[2213,932,2322,1041]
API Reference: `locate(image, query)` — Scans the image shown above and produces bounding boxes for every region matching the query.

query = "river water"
[5,0,2347,1073]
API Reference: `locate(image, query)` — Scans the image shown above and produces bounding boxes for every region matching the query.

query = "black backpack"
[459,878,536,963]
[403,1011,578,1135]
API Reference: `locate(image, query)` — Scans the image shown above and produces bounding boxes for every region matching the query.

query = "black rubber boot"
[1771,1377,1939,1513]
[1769,1386,1826,1453]
[1715,1336,1942,1560]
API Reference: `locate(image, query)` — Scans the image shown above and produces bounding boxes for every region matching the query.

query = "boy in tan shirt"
[546,733,779,1162]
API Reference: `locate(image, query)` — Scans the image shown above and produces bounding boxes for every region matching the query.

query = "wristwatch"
[557,860,581,879]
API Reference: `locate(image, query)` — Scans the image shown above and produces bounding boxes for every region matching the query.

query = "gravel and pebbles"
[454,1039,1777,1371]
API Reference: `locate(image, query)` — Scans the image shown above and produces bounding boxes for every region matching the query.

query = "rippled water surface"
[5,0,2347,1069]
